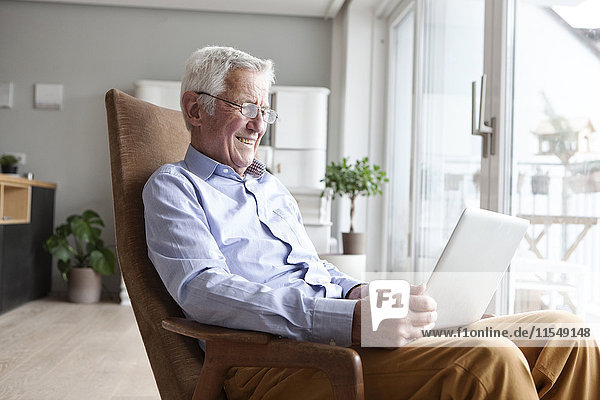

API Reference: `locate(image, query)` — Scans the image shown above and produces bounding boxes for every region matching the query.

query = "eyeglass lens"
[242,104,277,124]
[196,92,277,124]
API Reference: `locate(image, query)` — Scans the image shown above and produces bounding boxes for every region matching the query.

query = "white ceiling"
[14,0,347,18]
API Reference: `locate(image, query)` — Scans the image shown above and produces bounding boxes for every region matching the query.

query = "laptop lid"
[425,208,529,329]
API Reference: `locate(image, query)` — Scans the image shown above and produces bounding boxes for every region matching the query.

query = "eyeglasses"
[196,92,278,124]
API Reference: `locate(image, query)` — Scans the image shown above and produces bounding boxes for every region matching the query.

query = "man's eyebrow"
[243,98,270,108]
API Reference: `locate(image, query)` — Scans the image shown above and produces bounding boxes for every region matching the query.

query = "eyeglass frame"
[195,91,278,124]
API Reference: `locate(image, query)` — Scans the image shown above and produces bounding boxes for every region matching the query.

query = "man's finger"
[410,283,426,295]
[408,310,437,326]
[409,294,437,312]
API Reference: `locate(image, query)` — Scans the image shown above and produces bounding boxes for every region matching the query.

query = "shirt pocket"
[272,206,316,252]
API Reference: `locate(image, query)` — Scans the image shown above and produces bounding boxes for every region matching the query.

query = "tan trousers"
[224,311,599,399]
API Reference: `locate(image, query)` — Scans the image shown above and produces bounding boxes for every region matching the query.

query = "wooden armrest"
[161,317,364,400]
[162,317,271,345]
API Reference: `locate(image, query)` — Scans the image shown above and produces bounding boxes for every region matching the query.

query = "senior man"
[143,46,598,399]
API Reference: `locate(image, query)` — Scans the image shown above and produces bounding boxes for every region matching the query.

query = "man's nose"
[246,111,265,132]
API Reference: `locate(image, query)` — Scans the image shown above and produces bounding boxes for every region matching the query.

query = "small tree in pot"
[44,210,116,303]
[321,157,388,254]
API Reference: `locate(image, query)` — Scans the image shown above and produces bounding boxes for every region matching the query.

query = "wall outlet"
[0,82,13,109]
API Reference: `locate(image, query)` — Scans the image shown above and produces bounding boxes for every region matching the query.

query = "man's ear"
[182,91,203,127]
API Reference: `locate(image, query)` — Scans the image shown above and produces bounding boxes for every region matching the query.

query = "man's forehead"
[225,69,270,96]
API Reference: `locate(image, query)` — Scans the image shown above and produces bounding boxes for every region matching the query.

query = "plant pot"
[342,232,365,255]
[1,165,18,174]
[67,268,102,303]
[567,174,591,193]
[531,175,550,195]
[590,171,600,192]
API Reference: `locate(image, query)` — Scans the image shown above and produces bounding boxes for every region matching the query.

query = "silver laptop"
[425,208,529,329]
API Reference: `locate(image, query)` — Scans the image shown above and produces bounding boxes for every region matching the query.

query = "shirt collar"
[184,144,266,180]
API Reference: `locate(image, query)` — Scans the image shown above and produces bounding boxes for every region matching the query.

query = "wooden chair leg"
[323,350,364,400]
[332,384,365,400]
[192,361,229,400]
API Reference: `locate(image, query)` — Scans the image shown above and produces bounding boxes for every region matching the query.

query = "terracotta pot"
[342,232,365,255]
[67,268,102,303]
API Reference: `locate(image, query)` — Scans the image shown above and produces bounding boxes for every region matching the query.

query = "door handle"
[472,74,496,158]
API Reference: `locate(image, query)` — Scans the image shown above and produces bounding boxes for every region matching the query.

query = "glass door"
[508,0,600,322]
[386,0,489,274]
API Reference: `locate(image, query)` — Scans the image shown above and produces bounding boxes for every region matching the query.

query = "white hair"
[180,46,275,130]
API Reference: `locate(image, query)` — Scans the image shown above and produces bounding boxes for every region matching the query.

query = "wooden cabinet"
[0,176,56,314]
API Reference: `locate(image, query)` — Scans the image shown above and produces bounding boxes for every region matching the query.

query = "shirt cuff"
[345,283,366,299]
[340,279,367,298]
[311,297,357,347]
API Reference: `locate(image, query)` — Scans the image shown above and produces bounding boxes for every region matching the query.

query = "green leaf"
[52,244,72,263]
[82,209,100,220]
[44,236,73,262]
[89,248,116,276]
[82,209,105,228]
[55,223,71,238]
[71,216,97,243]
[58,259,71,280]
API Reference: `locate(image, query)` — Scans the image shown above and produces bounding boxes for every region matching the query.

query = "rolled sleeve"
[339,279,366,298]
[311,297,357,347]
[322,261,366,298]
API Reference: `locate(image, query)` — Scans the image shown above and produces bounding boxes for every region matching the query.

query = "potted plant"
[44,209,116,303]
[321,157,388,254]
[0,154,21,174]
[531,168,550,195]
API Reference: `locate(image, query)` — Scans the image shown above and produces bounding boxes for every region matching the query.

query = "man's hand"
[345,284,366,300]
[351,283,437,347]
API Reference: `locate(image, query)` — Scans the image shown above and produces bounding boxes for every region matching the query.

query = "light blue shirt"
[143,145,362,347]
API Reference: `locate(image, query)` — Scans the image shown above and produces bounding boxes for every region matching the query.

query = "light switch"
[35,83,63,110]
[0,82,13,109]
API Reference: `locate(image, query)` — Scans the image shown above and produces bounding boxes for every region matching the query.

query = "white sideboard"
[266,86,331,252]
[134,80,181,111]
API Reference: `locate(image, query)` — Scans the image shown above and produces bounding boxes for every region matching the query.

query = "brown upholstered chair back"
[105,88,202,399]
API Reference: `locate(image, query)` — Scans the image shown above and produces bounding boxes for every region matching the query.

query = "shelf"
[0,175,55,225]
[0,182,31,224]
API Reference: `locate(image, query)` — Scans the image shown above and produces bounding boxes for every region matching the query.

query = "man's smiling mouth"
[236,137,255,145]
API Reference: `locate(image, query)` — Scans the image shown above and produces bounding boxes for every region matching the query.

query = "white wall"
[329,0,387,270]
[0,0,333,293]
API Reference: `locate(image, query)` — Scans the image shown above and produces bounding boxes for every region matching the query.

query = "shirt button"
[223,168,229,173]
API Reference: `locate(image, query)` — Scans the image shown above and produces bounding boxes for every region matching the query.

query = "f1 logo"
[369,280,410,330]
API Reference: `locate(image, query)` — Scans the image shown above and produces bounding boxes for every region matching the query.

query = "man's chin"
[232,158,253,174]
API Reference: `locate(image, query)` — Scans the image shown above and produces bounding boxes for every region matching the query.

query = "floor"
[0,296,160,400]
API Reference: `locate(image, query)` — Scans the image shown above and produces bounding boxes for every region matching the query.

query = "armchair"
[105,88,364,400]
